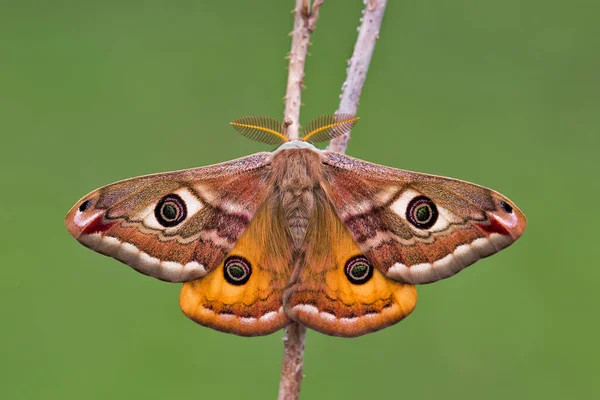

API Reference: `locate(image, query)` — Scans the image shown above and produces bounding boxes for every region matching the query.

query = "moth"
[65,115,526,337]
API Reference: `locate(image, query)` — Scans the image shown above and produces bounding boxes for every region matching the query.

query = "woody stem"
[328,0,388,154]
[282,0,323,141]
[278,0,322,399]
[278,1,387,399]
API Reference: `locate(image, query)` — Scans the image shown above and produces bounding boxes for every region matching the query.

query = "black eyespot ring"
[223,256,252,285]
[344,256,373,285]
[78,199,91,212]
[499,200,513,214]
[155,194,187,227]
[406,196,438,229]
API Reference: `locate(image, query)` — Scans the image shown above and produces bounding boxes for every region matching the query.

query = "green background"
[1,0,598,399]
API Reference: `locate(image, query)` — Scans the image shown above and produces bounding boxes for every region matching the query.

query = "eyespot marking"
[224,256,252,285]
[154,194,187,227]
[345,256,373,285]
[406,196,438,229]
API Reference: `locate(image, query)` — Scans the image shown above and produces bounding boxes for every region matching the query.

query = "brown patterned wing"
[283,188,417,337]
[319,152,527,284]
[65,153,272,282]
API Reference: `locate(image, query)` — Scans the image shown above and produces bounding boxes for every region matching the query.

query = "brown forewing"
[65,153,273,279]
[319,152,526,284]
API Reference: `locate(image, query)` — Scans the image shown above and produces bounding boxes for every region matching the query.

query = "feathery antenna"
[230,114,359,145]
[302,114,359,143]
[230,116,288,144]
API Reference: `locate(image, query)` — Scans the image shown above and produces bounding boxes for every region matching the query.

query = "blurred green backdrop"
[1,0,598,399]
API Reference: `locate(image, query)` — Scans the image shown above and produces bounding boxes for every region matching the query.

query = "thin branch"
[278,1,387,399]
[278,323,307,400]
[283,0,310,140]
[328,0,388,153]
[279,1,323,399]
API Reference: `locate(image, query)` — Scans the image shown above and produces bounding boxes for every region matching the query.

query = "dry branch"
[279,1,322,399]
[278,323,307,400]
[328,0,388,153]
[278,0,388,399]
[283,0,323,140]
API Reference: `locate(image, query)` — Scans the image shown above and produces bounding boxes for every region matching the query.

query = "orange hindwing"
[283,190,418,337]
[180,198,293,336]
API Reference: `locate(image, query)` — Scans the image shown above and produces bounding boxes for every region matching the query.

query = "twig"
[277,323,307,400]
[283,0,323,140]
[328,0,388,153]
[278,0,388,399]
[278,1,322,399]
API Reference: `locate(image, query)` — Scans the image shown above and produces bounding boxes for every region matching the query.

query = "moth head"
[229,114,358,145]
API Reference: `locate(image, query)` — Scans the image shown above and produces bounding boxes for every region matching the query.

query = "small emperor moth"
[65,115,526,337]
